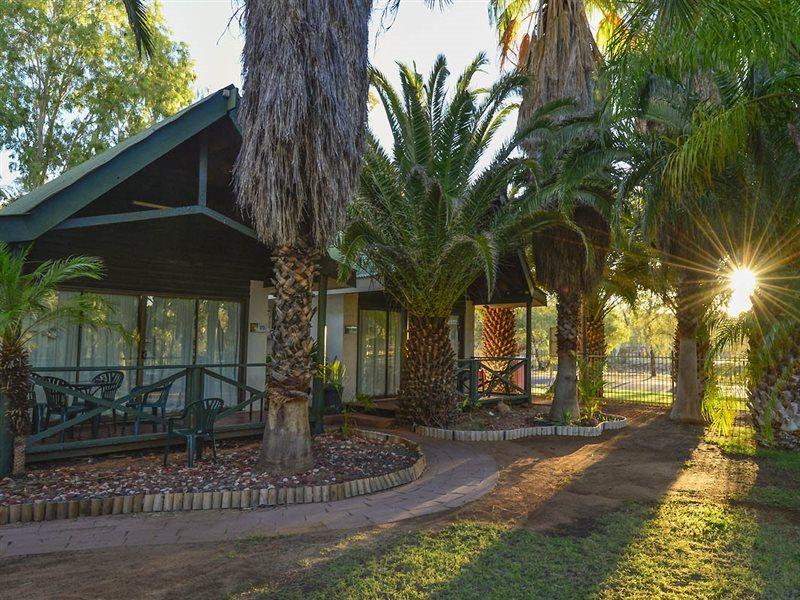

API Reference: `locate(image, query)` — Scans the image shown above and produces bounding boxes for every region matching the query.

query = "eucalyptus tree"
[340,55,566,426]
[0,245,118,475]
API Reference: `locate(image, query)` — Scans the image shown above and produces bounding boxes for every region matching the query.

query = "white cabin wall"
[246,280,269,391]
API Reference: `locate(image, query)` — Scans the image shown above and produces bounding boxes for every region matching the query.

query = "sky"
[0,0,511,190]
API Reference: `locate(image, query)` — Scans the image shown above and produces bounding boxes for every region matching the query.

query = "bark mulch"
[0,434,419,506]
[452,403,618,431]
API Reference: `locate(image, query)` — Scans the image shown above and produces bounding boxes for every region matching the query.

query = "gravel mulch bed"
[0,434,419,506]
[452,403,619,431]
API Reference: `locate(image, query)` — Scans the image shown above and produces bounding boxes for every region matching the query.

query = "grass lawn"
[239,495,800,599]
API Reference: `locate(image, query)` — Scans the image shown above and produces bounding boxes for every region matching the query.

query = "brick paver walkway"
[0,432,496,558]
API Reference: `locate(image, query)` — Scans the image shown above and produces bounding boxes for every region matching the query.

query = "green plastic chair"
[163,398,224,467]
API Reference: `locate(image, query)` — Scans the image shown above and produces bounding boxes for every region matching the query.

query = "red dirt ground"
[0,405,761,599]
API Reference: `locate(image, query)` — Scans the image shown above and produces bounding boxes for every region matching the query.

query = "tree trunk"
[670,278,705,424]
[12,435,26,477]
[0,340,32,476]
[481,306,518,392]
[584,310,606,397]
[398,315,457,428]
[258,245,317,474]
[550,290,581,422]
[748,331,800,450]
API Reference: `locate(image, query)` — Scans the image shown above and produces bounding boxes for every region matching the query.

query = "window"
[358,309,402,398]
[28,291,243,409]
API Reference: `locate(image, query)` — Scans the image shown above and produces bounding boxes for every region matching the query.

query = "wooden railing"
[27,363,269,456]
[457,356,531,405]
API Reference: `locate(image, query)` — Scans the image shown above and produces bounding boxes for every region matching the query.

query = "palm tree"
[233,1,372,473]
[119,0,154,57]
[528,145,615,421]
[581,225,653,393]
[339,55,565,427]
[0,244,114,476]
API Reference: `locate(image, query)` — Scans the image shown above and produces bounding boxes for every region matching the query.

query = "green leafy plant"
[341,392,375,438]
[578,357,606,422]
[0,244,126,476]
[318,358,346,397]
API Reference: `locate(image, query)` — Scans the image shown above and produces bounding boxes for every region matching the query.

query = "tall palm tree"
[340,55,565,427]
[0,244,115,476]
[233,1,372,473]
[581,225,653,393]
[119,0,154,57]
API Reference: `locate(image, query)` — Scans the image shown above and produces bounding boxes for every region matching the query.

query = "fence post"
[469,359,479,404]
[525,298,532,398]
[0,393,11,476]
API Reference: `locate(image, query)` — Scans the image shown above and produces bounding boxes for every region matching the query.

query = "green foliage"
[700,369,737,437]
[318,358,346,397]
[0,243,128,347]
[341,392,375,438]
[577,357,605,421]
[251,497,800,599]
[339,54,569,319]
[0,0,195,193]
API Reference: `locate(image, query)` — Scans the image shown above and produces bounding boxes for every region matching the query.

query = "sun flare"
[726,267,757,317]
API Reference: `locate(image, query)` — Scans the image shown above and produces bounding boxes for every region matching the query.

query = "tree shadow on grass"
[235,405,800,599]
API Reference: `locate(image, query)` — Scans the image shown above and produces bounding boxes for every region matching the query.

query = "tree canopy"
[0,0,195,195]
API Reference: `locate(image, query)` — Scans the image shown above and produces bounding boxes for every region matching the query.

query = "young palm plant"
[339,55,565,427]
[0,244,113,476]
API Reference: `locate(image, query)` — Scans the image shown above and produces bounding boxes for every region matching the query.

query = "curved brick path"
[0,432,497,558]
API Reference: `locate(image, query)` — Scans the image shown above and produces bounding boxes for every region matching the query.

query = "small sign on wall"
[250,322,268,333]
[345,325,358,335]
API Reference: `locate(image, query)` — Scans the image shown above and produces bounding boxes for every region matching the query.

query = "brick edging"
[415,415,628,441]
[0,429,425,527]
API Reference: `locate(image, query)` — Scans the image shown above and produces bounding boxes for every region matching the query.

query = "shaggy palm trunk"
[0,340,32,476]
[259,245,317,473]
[584,312,606,397]
[481,306,518,393]
[551,291,581,422]
[670,279,705,424]
[748,332,800,450]
[399,315,457,428]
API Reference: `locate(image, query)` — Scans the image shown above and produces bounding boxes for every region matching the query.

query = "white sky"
[0,0,511,189]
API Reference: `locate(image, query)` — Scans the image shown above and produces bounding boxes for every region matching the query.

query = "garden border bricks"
[0,429,425,526]
[415,414,628,441]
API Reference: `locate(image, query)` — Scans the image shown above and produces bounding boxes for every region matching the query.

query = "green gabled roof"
[0,85,240,242]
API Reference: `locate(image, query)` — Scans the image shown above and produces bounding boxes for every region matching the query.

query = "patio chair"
[91,371,124,433]
[40,376,87,442]
[163,397,224,467]
[121,381,173,436]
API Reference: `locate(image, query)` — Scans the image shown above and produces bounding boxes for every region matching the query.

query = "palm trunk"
[584,311,606,397]
[399,315,457,428]
[748,332,800,450]
[12,436,26,476]
[550,290,581,422]
[481,306,518,393]
[0,340,32,477]
[670,278,705,424]
[258,245,317,473]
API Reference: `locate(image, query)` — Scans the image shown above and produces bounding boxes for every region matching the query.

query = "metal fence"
[531,351,755,444]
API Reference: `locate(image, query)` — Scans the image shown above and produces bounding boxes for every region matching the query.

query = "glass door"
[358,309,402,397]
[196,299,242,406]
[142,296,196,410]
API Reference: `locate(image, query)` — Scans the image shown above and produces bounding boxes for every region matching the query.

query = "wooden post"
[197,130,208,207]
[311,274,328,434]
[0,393,12,476]
[469,359,479,404]
[525,298,532,399]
